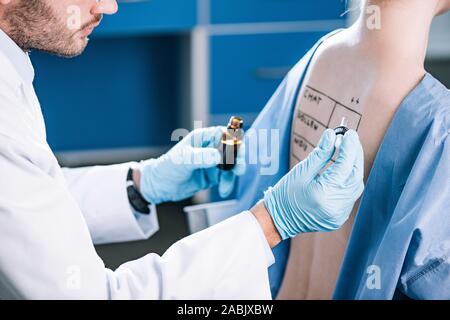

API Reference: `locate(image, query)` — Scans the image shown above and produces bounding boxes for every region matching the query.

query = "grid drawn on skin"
[291,85,362,165]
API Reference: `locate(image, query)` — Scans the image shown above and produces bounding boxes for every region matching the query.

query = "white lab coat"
[0,29,274,299]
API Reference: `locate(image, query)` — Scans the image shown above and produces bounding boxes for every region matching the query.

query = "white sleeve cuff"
[132,204,159,239]
[62,163,159,245]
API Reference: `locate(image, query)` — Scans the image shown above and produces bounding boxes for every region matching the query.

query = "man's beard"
[4,0,88,58]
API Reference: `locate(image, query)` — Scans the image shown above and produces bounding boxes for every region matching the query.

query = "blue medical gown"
[234,27,450,299]
[233,32,339,298]
[334,73,450,299]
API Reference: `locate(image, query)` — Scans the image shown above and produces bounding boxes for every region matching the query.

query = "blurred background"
[30,0,450,269]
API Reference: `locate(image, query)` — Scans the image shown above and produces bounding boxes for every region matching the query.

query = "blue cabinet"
[96,0,197,36]
[193,1,347,128]
[209,32,330,119]
[33,36,181,152]
[210,0,346,24]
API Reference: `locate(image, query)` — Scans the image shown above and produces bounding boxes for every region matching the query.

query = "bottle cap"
[228,116,244,130]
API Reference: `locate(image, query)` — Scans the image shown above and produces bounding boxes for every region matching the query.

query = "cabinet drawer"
[209,32,329,116]
[96,0,196,35]
[33,36,180,151]
[210,0,346,24]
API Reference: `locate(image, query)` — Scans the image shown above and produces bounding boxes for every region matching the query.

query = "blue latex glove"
[264,129,364,240]
[139,127,245,204]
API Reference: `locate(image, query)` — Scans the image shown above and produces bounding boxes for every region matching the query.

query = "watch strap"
[126,168,151,215]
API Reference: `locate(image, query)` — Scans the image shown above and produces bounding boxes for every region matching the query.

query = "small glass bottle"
[217,116,244,171]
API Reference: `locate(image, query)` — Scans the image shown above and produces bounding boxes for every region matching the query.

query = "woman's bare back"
[278,27,426,299]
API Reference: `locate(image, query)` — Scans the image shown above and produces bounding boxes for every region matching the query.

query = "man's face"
[3,0,117,57]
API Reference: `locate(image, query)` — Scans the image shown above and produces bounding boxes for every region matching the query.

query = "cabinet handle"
[254,66,292,80]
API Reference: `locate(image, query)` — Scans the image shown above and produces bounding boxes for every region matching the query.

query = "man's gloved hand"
[264,129,364,240]
[139,127,245,205]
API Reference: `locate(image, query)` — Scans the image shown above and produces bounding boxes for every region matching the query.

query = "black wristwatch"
[126,168,151,214]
